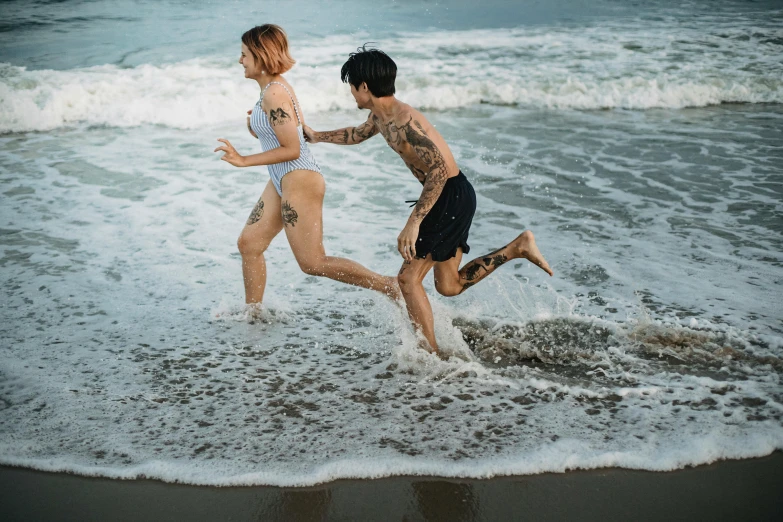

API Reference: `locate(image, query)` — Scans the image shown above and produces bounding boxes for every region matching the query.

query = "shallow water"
[1,0,782,486]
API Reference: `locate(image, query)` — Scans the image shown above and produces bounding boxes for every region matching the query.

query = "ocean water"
[1,0,782,486]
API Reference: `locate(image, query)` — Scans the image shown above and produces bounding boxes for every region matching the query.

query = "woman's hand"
[302,124,318,144]
[246,109,257,139]
[214,139,246,167]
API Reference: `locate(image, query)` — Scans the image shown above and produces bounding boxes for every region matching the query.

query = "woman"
[214,24,398,309]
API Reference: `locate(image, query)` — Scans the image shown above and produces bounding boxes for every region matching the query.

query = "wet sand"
[1,452,781,521]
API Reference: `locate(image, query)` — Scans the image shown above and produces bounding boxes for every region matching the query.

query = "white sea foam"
[2,429,781,487]
[2,19,782,133]
[1,26,781,486]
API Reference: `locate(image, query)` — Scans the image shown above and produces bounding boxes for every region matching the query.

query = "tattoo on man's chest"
[377,118,404,149]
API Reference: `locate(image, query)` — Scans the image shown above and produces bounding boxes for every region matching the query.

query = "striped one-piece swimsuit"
[249,81,321,196]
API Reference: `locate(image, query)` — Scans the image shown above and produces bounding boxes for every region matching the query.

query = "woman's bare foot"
[382,276,403,301]
[513,230,553,276]
[245,302,265,320]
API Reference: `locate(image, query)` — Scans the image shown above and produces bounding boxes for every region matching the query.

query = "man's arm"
[304,115,378,145]
[396,116,450,260]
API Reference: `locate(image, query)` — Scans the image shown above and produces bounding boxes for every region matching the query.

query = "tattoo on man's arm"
[246,198,265,225]
[411,175,448,222]
[317,129,350,144]
[401,118,446,170]
[281,201,298,227]
[318,119,377,145]
[353,119,378,142]
[400,117,449,221]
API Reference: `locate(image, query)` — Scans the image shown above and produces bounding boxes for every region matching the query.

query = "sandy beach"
[2,452,782,521]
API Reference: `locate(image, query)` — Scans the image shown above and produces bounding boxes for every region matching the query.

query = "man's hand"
[246,110,257,139]
[397,221,420,261]
[214,139,246,167]
[302,124,318,144]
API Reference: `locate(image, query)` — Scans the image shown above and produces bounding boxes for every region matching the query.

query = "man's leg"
[433,231,553,296]
[281,170,400,298]
[397,256,438,352]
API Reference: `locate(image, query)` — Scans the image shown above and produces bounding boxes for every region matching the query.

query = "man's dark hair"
[340,45,396,97]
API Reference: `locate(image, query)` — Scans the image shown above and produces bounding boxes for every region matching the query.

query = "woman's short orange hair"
[242,24,296,75]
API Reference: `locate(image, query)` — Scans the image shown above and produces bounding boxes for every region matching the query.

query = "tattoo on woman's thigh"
[282,201,298,227]
[246,198,265,225]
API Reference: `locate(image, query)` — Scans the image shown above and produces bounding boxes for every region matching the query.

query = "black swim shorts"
[414,171,476,262]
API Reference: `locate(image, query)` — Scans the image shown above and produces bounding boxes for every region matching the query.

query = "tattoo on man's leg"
[464,263,483,281]
[282,201,298,227]
[246,198,265,225]
[485,246,505,258]
[490,254,507,268]
[462,251,507,284]
[460,281,475,294]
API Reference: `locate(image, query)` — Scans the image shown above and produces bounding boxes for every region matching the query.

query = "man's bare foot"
[382,276,403,301]
[513,230,554,276]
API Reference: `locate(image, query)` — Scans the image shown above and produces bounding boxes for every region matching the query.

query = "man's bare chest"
[376,120,415,158]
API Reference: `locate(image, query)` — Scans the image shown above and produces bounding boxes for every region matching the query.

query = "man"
[303,47,553,355]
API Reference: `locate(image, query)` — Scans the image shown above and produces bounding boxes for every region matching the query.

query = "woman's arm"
[303,114,378,145]
[215,86,301,167]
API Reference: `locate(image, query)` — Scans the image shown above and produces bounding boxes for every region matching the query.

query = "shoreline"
[1,452,781,521]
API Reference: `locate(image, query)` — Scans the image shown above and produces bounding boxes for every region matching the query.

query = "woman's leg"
[280,170,399,298]
[237,180,283,303]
